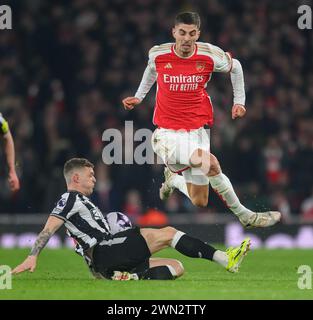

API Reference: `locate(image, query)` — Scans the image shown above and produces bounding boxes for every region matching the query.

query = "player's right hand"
[8,170,20,192]
[122,97,141,110]
[11,256,37,275]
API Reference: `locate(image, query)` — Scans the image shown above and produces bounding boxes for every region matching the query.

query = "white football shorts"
[151,127,210,185]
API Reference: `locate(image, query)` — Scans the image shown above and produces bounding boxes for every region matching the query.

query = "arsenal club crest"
[196,62,205,72]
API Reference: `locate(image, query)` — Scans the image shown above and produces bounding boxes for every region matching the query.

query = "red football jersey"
[148,42,232,130]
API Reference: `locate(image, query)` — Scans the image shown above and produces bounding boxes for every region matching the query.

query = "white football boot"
[159,166,176,201]
[238,211,281,228]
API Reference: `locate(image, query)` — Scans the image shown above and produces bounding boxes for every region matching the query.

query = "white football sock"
[213,250,228,268]
[209,173,253,216]
[171,174,190,199]
[170,231,185,248]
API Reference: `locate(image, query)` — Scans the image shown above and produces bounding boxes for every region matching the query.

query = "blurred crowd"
[0,0,312,222]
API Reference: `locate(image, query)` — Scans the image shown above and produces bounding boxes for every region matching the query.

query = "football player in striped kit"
[122,12,280,228]
[12,158,250,280]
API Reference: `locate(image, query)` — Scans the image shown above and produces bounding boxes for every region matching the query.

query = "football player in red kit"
[122,12,280,228]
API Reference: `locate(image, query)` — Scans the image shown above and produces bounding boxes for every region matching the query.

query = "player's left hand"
[8,170,20,192]
[11,256,37,275]
[232,104,246,119]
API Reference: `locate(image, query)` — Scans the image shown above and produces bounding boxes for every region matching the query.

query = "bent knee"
[208,154,221,176]
[191,197,208,207]
[170,260,184,278]
[162,226,177,234]
[175,260,184,277]
[159,226,178,243]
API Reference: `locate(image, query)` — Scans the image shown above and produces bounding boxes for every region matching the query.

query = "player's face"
[78,167,96,196]
[172,23,200,57]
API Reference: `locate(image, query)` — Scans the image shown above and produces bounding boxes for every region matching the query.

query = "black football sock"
[139,266,176,280]
[171,231,216,260]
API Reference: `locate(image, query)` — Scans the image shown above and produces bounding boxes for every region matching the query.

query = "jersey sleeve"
[230,59,245,106]
[147,45,159,71]
[50,193,76,221]
[0,113,9,136]
[208,44,233,73]
[134,46,157,101]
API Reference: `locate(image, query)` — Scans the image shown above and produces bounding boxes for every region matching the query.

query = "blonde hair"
[63,158,94,183]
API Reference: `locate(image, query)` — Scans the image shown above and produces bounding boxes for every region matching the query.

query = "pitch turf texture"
[1,248,312,300]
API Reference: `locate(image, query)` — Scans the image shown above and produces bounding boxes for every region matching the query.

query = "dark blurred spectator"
[123,189,143,220]
[262,137,288,187]
[271,190,292,223]
[301,188,313,222]
[164,192,185,214]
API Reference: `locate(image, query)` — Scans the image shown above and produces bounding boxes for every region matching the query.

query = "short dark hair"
[175,12,201,29]
[63,158,94,182]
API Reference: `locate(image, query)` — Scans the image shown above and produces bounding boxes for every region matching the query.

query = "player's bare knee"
[208,154,221,176]
[174,260,184,277]
[163,226,178,238]
[167,260,184,278]
[191,196,208,207]
[158,226,178,245]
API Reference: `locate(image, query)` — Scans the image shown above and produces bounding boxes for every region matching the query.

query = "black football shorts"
[92,227,151,278]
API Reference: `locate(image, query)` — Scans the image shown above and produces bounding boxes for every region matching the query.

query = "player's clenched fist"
[232,104,246,119]
[8,170,20,192]
[122,97,141,110]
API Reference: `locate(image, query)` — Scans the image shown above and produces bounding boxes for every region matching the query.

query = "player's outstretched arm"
[11,216,64,275]
[122,97,142,110]
[2,131,20,192]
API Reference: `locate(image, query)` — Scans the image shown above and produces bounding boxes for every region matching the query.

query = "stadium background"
[1,0,313,301]
[0,0,312,227]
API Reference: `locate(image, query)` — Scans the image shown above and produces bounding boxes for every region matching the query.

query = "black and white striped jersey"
[50,191,112,250]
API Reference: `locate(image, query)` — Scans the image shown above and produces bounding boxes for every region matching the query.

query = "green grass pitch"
[1,248,312,300]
